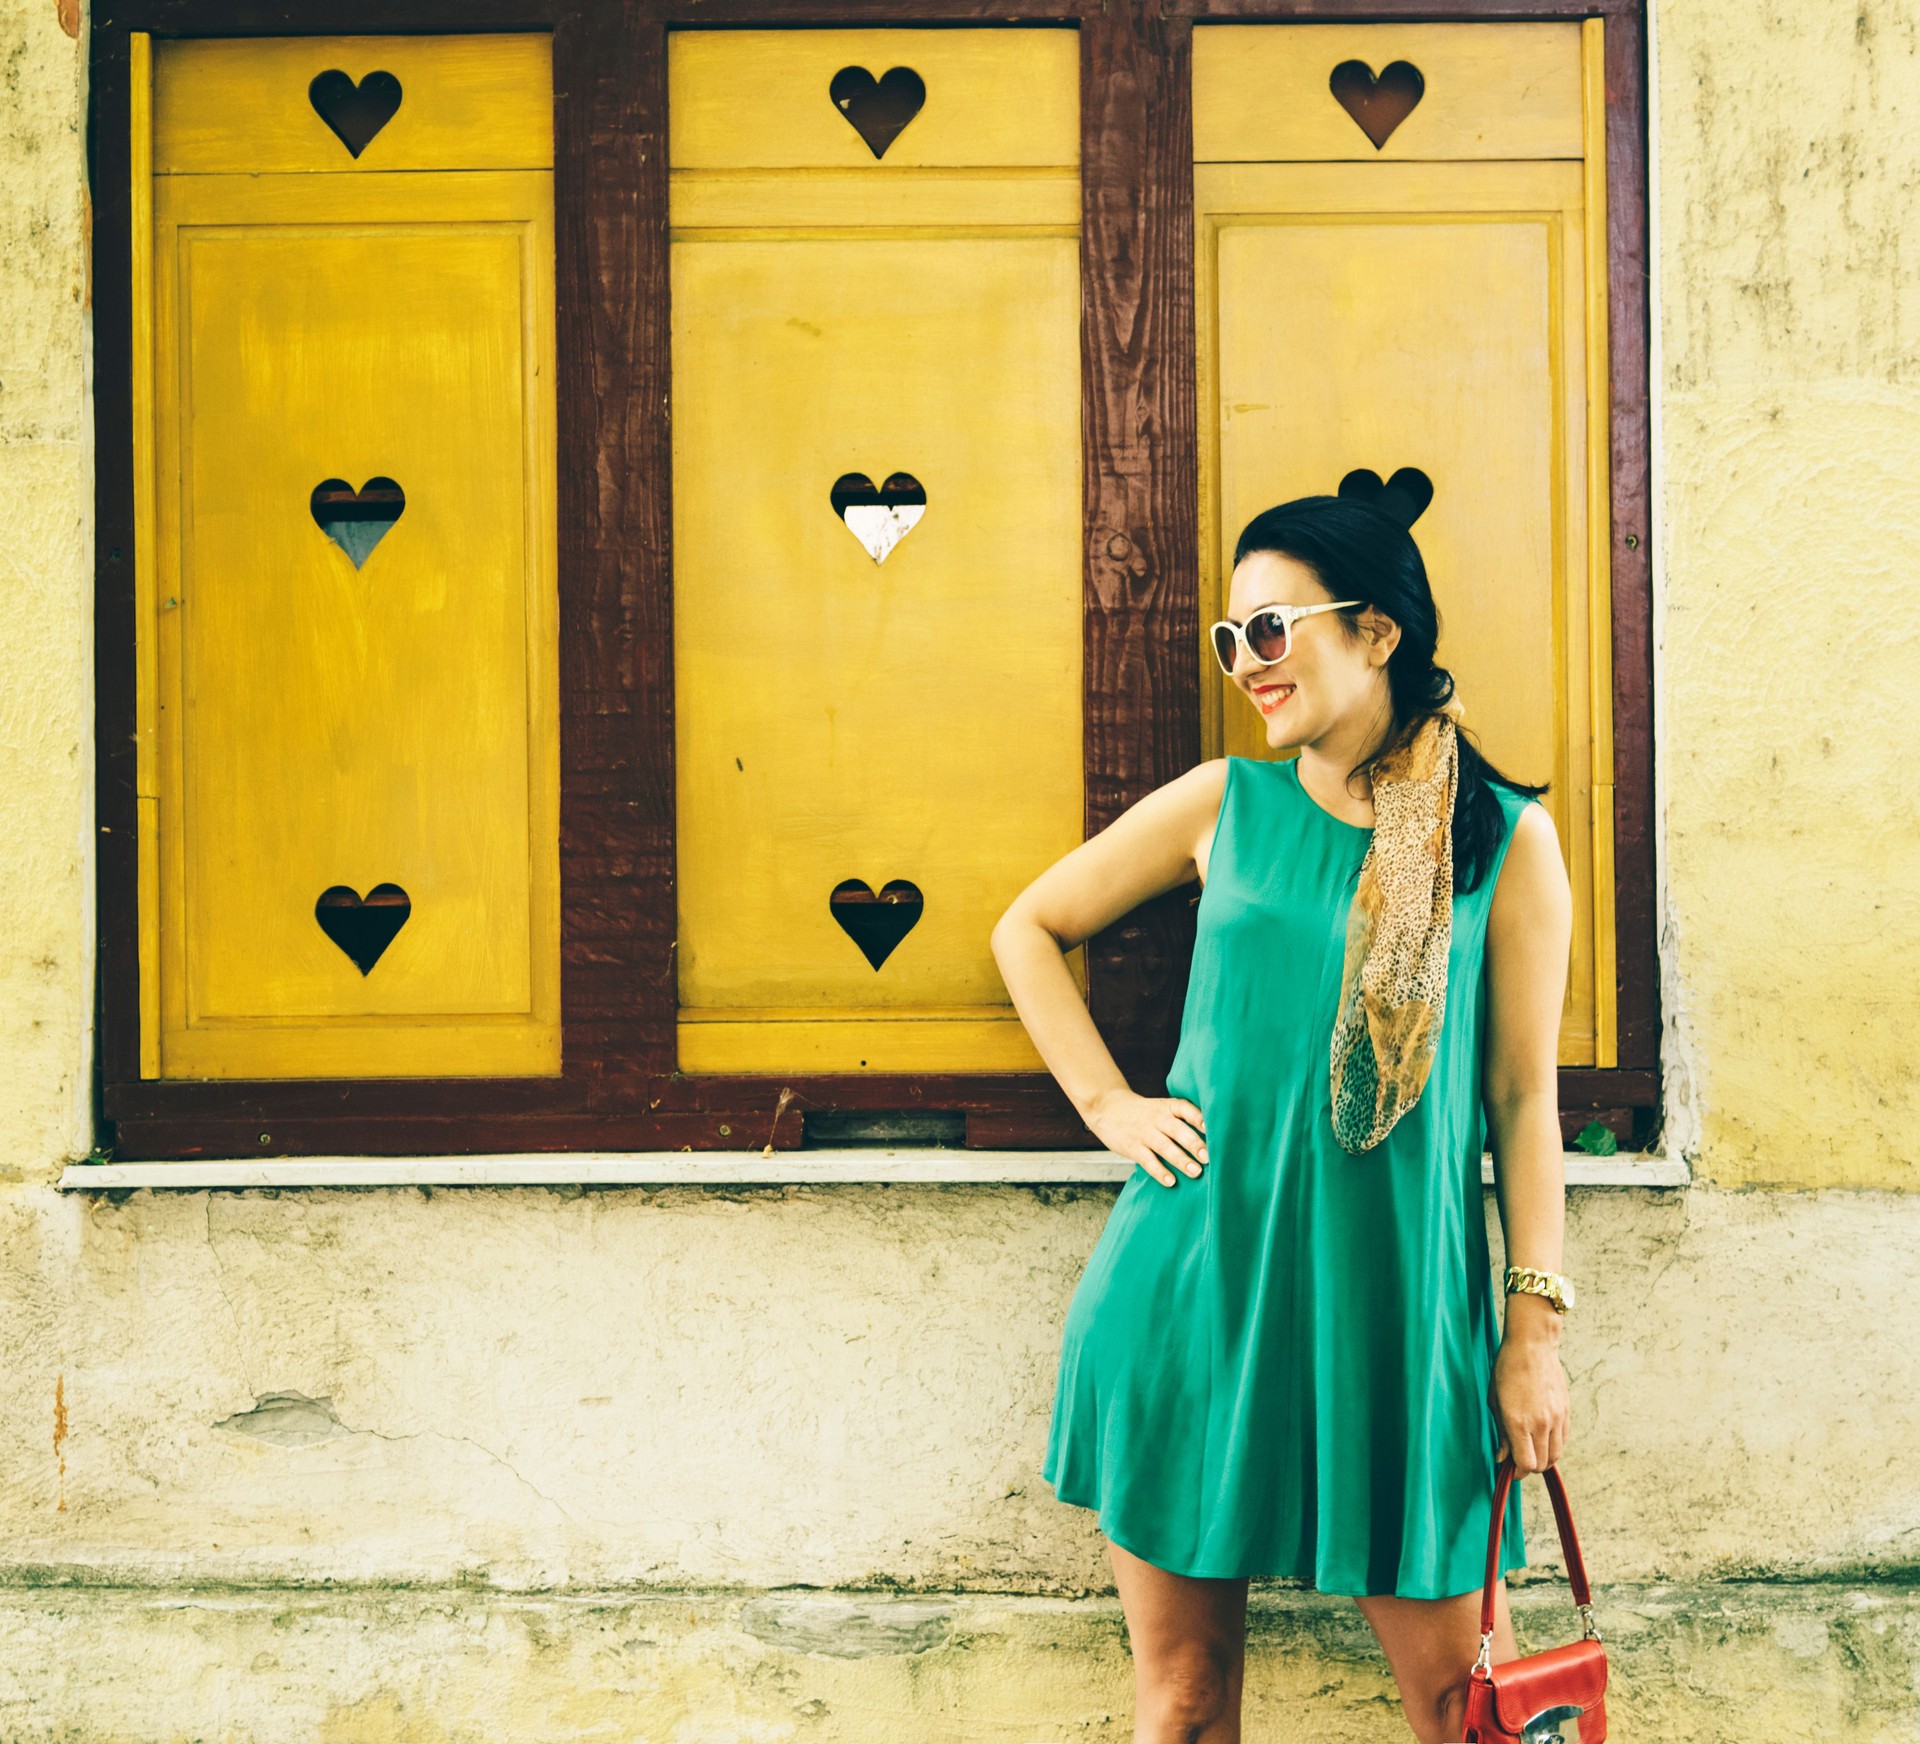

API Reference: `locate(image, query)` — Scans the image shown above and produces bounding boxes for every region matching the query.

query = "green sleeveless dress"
[1042,753,1534,1597]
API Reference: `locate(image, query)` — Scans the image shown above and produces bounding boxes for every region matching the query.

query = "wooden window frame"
[90,0,1654,1161]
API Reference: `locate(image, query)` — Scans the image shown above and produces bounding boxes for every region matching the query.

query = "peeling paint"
[739,1594,956,1657]
[51,1373,65,1513]
[215,1392,349,1449]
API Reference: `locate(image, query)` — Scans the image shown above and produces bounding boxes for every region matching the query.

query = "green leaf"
[1572,1120,1619,1157]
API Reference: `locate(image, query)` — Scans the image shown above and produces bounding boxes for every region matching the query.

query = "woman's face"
[1223,549,1398,754]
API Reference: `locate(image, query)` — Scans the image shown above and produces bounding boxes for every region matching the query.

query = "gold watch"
[1504,1265,1575,1314]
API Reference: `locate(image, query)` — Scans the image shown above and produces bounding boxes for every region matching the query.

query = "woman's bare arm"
[1481,798,1576,1473]
[990,758,1229,1186]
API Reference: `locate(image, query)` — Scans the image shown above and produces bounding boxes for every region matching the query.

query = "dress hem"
[1045,1475,1529,1601]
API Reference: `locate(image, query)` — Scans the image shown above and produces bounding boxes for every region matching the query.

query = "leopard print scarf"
[1329,702,1464,1154]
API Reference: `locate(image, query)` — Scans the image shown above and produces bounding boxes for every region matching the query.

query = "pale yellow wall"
[1656,0,1920,1188]
[0,0,93,1176]
[0,1185,1910,1591]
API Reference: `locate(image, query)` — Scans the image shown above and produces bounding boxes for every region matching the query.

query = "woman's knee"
[1137,1640,1237,1734]
[1426,1670,1472,1743]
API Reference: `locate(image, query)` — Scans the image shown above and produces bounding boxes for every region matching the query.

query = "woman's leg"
[1107,1536,1251,1744]
[1352,1578,1523,1744]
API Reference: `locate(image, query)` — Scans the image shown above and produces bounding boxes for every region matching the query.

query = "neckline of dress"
[1282,755,1375,833]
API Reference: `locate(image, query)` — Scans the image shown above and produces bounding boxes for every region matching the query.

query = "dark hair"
[1231,492,1548,896]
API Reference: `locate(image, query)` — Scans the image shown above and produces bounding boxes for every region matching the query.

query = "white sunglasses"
[1208,600,1364,675]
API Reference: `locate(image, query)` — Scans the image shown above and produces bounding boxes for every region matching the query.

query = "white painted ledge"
[58,1149,1691,1191]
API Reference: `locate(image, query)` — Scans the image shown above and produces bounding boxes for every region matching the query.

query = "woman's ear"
[1357,607,1402,666]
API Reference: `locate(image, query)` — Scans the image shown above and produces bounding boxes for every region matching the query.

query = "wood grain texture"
[664,0,1077,19]
[107,1066,1085,1120]
[108,1069,1091,1159]
[1192,21,1584,161]
[968,1109,1103,1149]
[1176,1,1637,17]
[92,25,143,1093]
[115,1114,807,1157]
[1559,1067,1656,1107]
[1600,9,1657,1073]
[668,26,1080,168]
[1080,1,1203,1092]
[555,5,680,1099]
[1182,3,1658,1119]
[97,1,553,30]
[95,0,1656,1155]
[150,33,554,172]
[148,166,562,1078]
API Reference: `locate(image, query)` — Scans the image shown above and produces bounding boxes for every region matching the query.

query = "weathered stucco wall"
[0,1184,1915,1594]
[0,0,1917,1737]
[1657,0,1920,1189]
[1,1177,1912,1735]
[0,1583,1913,1744]
[0,0,92,1176]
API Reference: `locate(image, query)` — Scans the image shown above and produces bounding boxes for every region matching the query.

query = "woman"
[990,488,1575,1744]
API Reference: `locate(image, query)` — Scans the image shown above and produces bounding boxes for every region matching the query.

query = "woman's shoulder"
[1134,758,1232,855]
[1481,782,1562,909]
[1181,756,1234,803]
[1462,774,1552,913]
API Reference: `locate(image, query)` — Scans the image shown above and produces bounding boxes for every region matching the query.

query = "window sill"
[58,1149,1691,1191]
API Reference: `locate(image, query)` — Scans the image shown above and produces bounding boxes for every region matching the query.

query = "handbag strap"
[1477,1456,1595,1637]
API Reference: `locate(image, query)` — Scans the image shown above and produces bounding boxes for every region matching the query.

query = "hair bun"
[1337,466,1434,529]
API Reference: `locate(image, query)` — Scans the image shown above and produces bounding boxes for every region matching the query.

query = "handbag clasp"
[1521,1703,1584,1744]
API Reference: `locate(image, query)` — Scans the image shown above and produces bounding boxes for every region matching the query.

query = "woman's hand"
[1084,1088,1207,1188]
[1489,1298,1571,1473]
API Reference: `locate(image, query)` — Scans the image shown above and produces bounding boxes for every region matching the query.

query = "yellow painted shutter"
[137,35,560,1078]
[669,29,1085,1074]
[1194,21,1616,1069]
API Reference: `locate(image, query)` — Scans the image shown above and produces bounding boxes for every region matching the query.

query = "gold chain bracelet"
[1503,1264,1575,1313]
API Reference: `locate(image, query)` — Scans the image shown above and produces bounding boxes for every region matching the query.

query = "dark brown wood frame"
[90,0,1655,1160]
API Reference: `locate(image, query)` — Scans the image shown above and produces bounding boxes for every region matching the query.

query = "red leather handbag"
[1461,1456,1609,1744]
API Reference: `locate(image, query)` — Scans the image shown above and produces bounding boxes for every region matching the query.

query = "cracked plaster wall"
[0,1584,1910,1743]
[0,0,92,1177]
[1655,0,1920,1188]
[0,1182,1910,1593]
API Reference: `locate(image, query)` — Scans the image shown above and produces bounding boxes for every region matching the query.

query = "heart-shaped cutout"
[828,66,927,159]
[1328,59,1425,150]
[831,472,926,564]
[1338,466,1434,528]
[308,69,404,159]
[315,882,411,975]
[312,477,405,568]
[830,878,923,970]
